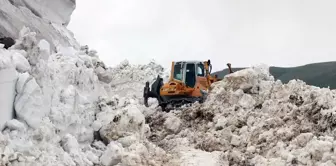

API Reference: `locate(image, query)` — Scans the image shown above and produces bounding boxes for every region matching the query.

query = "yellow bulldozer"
[143,59,233,111]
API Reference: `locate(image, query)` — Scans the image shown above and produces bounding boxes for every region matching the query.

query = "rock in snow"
[2,0,336,165]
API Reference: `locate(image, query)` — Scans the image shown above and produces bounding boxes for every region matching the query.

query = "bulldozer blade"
[143,75,164,108]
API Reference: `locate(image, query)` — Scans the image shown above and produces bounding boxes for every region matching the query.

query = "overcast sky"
[68,0,336,72]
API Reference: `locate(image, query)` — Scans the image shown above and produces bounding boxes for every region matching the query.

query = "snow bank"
[107,59,168,99]
[0,0,78,50]
[0,28,171,165]
[0,39,31,130]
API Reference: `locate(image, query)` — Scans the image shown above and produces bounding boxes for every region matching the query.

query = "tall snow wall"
[0,0,79,130]
[0,67,17,130]
[0,0,79,50]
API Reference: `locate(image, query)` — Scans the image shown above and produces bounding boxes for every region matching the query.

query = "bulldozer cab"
[171,61,208,88]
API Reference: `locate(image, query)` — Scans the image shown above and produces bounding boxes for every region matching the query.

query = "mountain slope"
[213,61,336,89]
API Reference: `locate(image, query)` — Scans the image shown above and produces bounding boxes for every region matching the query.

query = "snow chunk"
[38,39,51,61]
[99,105,145,144]
[14,73,49,128]
[10,52,30,72]
[164,113,182,133]
[61,134,79,153]
[95,66,112,83]
[230,134,241,146]
[238,94,256,109]
[177,147,227,166]
[0,67,17,130]
[5,119,26,131]
[57,46,77,57]
[100,141,124,166]
[292,133,314,147]
[0,50,13,69]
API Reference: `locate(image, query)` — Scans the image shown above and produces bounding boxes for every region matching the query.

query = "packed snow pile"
[0,0,78,49]
[146,65,336,165]
[107,59,168,99]
[0,27,172,166]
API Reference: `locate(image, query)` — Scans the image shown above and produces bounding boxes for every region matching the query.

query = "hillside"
[213,61,336,89]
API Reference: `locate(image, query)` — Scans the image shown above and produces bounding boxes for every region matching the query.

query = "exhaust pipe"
[227,63,233,73]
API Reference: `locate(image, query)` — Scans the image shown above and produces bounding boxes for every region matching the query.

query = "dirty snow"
[146,65,336,165]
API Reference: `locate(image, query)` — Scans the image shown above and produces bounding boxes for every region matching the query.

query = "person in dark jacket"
[0,37,15,49]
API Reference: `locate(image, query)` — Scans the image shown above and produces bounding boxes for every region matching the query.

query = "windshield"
[173,62,183,81]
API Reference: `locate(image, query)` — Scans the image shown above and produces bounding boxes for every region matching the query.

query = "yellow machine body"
[143,59,232,111]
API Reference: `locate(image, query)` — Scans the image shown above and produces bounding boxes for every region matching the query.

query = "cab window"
[173,63,183,80]
[197,63,205,76]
